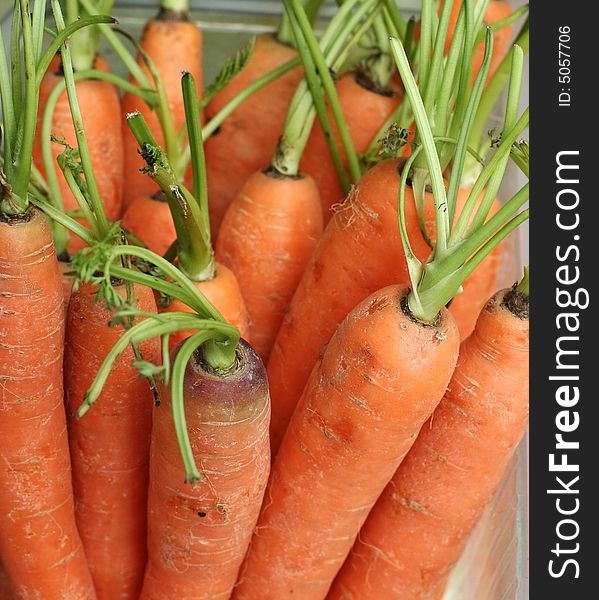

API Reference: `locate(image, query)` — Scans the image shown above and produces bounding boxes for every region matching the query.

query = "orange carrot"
[0,210,95,599]
[267,159,501,454]
[140,339,270,599]
[215,0,380,363]
[163,261,251,349]
[216,169,322,362]
[204,34,303,237]
[64,281,160,599]
[300,70,401,222]
[0,564,11,600]
[329,282,529,599]
[59,256,75,314]
[33,56,124,255]
[233,285,460,600]
[120,191,177,256]
[121,3,203,206]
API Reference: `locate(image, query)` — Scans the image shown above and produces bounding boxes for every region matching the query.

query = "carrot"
[0,2,97,596]
[266,160,502,452]
[0,564,12,600]
[139,338,270,599]
[64,281,160,599]
[329,277,529,599]
[127,72,250,349]
[120,0,203,205]
[204,36,302,238]
[216,169,322,361]
[33,55,124,255]
[216,0,381,362]
[0,210,95,599]
[74,244,268,599]
[234,31,528,598]
[205,0,322,239]
[300,70,402,222]
[38,9,162,595]
[233,285,460,600]
[267,5,525,453]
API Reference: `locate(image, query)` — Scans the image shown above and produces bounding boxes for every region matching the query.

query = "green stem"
[278,0,325,46]
[470,18,529,158]
[36,14,117,88]
[51,0,111,240]
[451,107,529,244]
[390,37,448,258]
[273,0,378,176]
[446,28,494,224]
[181,72,211,249]
[435,9,467,156]
[29,194,96,245]
[422,0,454,119]
[11,0,38,204]
[67,0,97,71]
[283,1,351,190]
[368,13,392,90]
[415,209,529,320]
[41,80,68,253]
[383,0,407,40]
[516,266,529,297]
[447,0,475,160]
[0,26,15,174]
[105,246,223,320]
[474,4,529,45]
[78,0,151,89]
[202,56,300,140]
[160,0,190,13]
[127,112,214,282]
[78,315,238,418]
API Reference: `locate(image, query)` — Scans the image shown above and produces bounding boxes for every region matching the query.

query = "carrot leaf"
[200,37,255,110]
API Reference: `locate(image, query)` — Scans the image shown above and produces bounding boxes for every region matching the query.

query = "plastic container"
[0,1,529,598]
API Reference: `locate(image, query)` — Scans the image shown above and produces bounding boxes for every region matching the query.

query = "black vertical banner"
[530,1,597,597]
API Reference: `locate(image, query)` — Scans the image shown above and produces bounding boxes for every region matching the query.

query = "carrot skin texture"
[64,282,159,599]
[121,194,177,257]
[216,170,323,362]
[267,159,501,453]
[34,59,124,254]
[300,72,401,223]
[0,563,11,600]
[140,339,270,599]
[161,262,251,349]
[233,285,460,600]
[329,288,529,599]
[0,210,95,599]
[121,17,203,205]
[205,35,303,238]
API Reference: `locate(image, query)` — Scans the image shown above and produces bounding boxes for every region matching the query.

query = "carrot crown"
[0,0,112,216]
[390,26,529,325]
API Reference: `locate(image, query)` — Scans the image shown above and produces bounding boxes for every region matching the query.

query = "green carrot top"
[390,25,529,325]
[0,0,112,216]
[271,0,382,178]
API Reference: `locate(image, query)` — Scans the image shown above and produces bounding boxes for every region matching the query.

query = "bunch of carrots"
[0,0,529,599]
